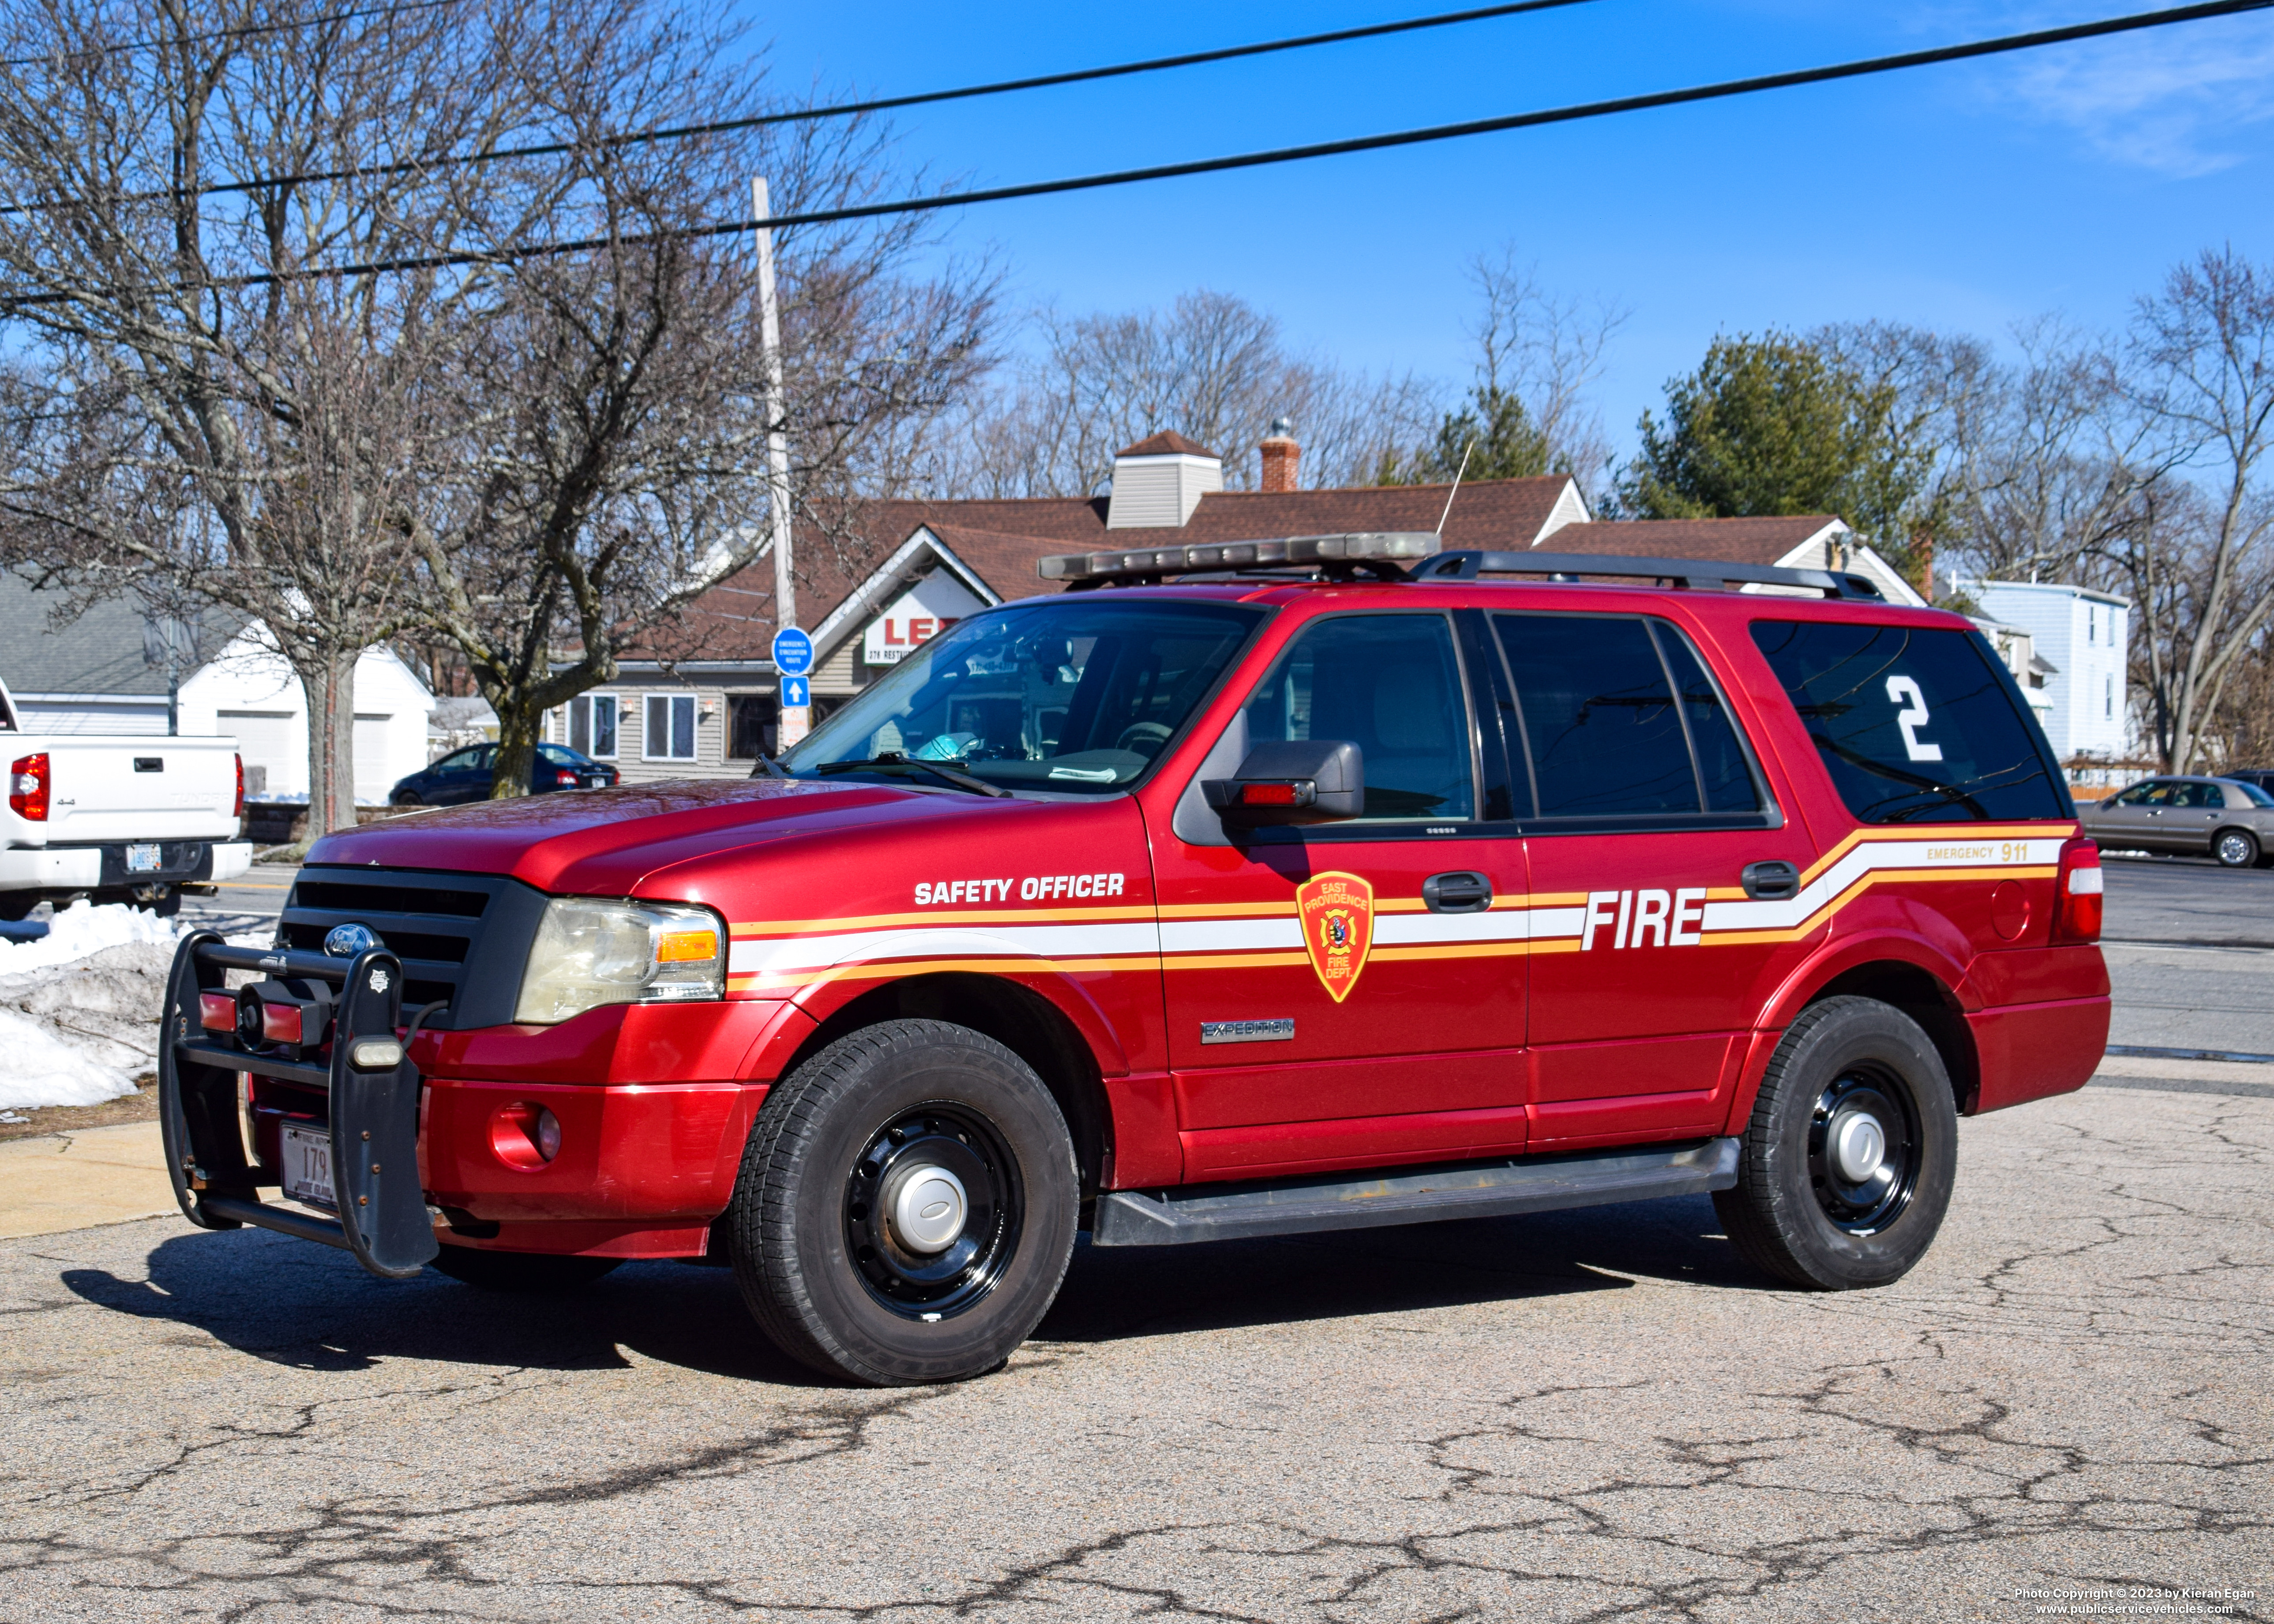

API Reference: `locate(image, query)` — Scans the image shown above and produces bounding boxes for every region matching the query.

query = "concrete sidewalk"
[0,1120,176,1239]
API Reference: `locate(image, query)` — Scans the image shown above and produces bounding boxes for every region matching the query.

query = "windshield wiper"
[812,753,1012,799]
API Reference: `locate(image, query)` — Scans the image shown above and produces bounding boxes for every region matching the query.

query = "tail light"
[10,752,49,821]
[2053,835,2103,944]
[555,769,578,786]
[199,992,237,1032]
[233,753,245,818]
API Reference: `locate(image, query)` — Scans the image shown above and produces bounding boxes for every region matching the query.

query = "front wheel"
[728,1019,1079,1386]
[1714,996,1959,1291]
[2214,828,2259,869]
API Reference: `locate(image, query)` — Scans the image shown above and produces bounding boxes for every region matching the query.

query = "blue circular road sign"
[771,627,814,676]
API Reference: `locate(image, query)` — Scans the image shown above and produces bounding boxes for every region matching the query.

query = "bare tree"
[1464,250,1626,495]
[2113,249,2274,773]
[944,290,1432,499]
[0,0,534,833]
[404,4,995,797]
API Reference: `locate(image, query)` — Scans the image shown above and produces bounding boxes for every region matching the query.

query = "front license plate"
[125,843,161,873]
[281,1121,335,1210]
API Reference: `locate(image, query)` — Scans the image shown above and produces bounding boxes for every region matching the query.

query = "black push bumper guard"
[158,930,438,1279]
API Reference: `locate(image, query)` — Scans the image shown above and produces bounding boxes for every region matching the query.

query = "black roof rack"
[1036,531,1885,601]
[1414,549,1885,601]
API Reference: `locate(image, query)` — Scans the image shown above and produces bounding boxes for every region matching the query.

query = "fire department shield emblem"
[1295,871,1375,1003]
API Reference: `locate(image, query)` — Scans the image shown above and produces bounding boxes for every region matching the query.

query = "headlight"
[515,897,726,1025]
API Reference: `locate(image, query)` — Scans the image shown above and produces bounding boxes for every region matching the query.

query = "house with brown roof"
[549,428,1928,780]
[549,426,1591,779]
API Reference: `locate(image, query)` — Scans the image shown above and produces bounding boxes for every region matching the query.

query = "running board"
[1091,1137,1741,1247]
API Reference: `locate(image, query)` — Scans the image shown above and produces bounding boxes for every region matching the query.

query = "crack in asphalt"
[1,1091,2268,1622]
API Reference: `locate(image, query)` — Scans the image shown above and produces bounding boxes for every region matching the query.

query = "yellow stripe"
[1798,823,2075,885]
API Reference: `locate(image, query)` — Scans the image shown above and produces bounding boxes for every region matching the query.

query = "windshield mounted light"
[515,898,727,1025]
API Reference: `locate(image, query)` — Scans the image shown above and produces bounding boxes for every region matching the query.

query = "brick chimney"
[1258,417,1299,493]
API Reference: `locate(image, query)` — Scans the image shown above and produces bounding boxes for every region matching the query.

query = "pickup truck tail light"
[9,753,49,821]
[233,753,245,818]
[2053,835,2103,944]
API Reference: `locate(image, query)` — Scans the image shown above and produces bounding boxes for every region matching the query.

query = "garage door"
[217,710,299,797]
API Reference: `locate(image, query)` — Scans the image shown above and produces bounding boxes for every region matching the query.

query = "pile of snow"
[0,903,192,1110]
[0,899,182,977]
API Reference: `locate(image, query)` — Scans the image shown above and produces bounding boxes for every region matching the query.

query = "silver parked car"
[2080,775,2274,868]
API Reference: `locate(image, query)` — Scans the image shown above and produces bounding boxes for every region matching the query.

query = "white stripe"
[1375,910,1535,945]
[1161,918,1301,954]
[730,920,1160,976]
[1704,836,2066,934]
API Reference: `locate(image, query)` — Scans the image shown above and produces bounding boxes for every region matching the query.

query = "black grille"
[280,866,550,1029]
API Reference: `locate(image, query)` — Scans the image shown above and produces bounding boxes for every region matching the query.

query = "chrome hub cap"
[888,1164,969,1253]
[843,1105,1023,1320]
[1808,1069,1921,1235]
[1830,1111,1887,1182]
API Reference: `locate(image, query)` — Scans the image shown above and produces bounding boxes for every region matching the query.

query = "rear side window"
[1750,621,2068,824]
[1493,613,1764,819]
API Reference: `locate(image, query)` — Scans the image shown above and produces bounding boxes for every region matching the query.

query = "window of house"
[1751,621,2068,824]
[1494,613,1763,819]
[1243,613,1475,822]
[644,694,697,761]
[568,694,619,759]
[728,694,778,760]
[2087,606,2097,645]
[2105,674,2113,720]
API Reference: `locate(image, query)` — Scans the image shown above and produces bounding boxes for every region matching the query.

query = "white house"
[1956,581,2131,761]
[176,630,436,804]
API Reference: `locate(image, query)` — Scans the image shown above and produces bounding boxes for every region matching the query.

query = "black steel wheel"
[1715,995,1958,1290]
[429,1246,622,1291]
[729,1019,1078,1386]
[2214,828,2259,869]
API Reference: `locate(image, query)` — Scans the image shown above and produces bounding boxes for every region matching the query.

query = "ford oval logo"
[325,922,382,958]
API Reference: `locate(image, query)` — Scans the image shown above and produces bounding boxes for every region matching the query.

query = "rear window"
[1750,621,2069,824]
[1493,613,1764,819]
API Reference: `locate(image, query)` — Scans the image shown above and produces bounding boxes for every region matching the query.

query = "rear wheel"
[2214,828,2259,869]
[729,1019,1079,1386]
[1714,996,1958,1291]
[429,1246,622,1291]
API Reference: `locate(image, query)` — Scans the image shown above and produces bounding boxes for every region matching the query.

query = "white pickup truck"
[0,673,252,921]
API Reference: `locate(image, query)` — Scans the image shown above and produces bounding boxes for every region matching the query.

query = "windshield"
[783,597,1265,794]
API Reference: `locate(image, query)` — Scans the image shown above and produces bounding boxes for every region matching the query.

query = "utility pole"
[752,176,806,750]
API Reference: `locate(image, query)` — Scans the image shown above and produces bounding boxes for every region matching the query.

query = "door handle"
[1422,870,1493,913]
[1741,860,1800,900]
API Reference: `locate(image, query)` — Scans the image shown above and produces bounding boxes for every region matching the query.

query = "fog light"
[534,1107,562,1162]
[489,1103,564,1170]
[349,1038,404,1070]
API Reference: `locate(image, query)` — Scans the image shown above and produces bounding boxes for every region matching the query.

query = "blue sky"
[745,2,2274,471]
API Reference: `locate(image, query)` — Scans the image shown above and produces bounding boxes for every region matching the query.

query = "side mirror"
[1203,739,1364,826]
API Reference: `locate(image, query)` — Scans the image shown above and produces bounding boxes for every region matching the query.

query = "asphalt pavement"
[1,855,2269,1621]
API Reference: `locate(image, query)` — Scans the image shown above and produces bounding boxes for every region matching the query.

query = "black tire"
[2213,827,2259,869]
[1714,995,1959,1291]
[429,1245,623,1291]
[728,1019,1079,1386]
[0,893,38,923]
[392,793,422,808]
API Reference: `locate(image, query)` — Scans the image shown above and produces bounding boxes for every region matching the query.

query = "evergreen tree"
[1377,386,1553,485]
[1614,333,1931,569]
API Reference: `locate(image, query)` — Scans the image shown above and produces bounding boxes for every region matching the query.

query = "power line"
[167,0,1602,202]
[293,0,2274,282]
[2,0,458,70]
[5,0,2264,300]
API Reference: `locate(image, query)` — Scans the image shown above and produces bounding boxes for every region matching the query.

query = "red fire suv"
[160,536,2110,1385]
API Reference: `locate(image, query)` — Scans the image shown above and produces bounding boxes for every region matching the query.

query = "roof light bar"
[1038,531,1442,584]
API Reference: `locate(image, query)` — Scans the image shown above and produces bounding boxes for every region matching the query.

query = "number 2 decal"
[1885,676,1944,762]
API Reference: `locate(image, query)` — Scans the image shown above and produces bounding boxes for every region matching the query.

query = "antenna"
[1435,437,1477,535]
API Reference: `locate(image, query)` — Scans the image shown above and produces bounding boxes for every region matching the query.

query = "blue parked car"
[389,743,620,806]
